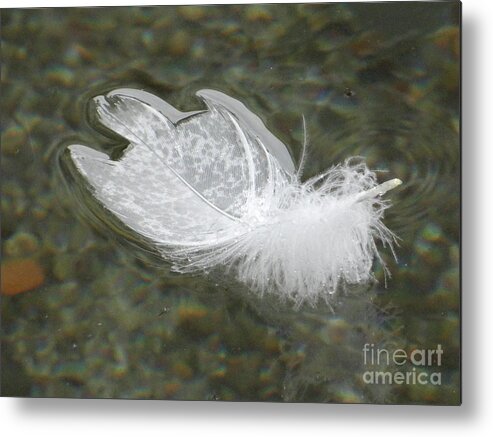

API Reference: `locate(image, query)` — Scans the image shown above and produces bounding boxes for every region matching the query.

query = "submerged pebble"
[2,125,28,156]
[4,231,40,257]
[1,258,45,296]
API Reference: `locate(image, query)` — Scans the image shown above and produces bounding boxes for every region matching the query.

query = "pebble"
[245,6,273,22]
[1,258,45,296]
[2,125,28,156]
[178,6,207,22]
[4,231,40,257]
[168,31,191,57]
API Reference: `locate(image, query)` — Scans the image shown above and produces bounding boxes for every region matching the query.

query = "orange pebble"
[433,26,460,58]
[1,258,45,296]
[163,382,181,398]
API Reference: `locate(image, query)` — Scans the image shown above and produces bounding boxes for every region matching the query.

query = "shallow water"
[1,3,460,404]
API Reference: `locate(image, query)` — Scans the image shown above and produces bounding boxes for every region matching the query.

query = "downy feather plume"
[65,88,401,307]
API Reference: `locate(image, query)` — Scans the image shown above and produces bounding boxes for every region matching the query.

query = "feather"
[65,88,401,307]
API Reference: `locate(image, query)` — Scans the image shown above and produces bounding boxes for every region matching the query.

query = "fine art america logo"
[362,344,444,386]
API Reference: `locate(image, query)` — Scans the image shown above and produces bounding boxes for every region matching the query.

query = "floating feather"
[65,88,401,307]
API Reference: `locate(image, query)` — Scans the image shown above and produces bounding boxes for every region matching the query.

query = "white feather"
[66,88,401,307]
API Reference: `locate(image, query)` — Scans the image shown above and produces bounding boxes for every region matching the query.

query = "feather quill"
[65,88,401,307]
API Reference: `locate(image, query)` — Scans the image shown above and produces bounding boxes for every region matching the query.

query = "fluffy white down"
[67,89,400,308]
[168,160,396,307]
